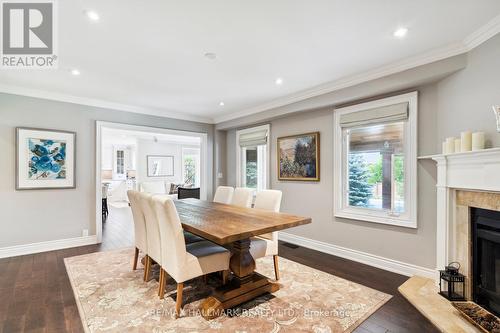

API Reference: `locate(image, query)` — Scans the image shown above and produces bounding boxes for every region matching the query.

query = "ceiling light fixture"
[204,52,217,60]
[393,27,408,38]
[70,69,81,76]
[275,77,283,85]
[85,10,100,21]
[219,101,225,106]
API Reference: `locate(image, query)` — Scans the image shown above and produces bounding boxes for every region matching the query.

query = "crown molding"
[1,14,499,125]
[213,42,468,124]
[463,13,500,50]
[0,84,214,124]
[214,14,500,124]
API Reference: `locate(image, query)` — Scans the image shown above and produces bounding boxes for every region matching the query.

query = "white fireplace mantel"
[420,147,500,279]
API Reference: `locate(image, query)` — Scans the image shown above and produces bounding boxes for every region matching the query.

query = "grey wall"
[223,35,500,270]
[214,130,227,188]
[437,34,500,148]
[225,84,438,269]
[226,128,237,186]
[0,93,214,247]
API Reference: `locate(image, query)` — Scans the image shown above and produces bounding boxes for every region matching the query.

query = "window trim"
[333,92,418,228]
[236,124,271,190]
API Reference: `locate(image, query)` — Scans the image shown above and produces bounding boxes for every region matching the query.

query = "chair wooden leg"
[222,270,229,285]
[133,247,139,270]
[175,283,184,318]
[158,269,166,298]
[143,255,151,282]
[273,255,280,281]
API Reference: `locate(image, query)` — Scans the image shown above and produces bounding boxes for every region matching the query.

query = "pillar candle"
[454,139,461,153]
[472,132,485,151]
[442,142,447,154]
[446,137,455,154]
[460,131,472,152]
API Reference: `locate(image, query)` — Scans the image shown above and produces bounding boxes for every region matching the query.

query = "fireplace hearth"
[473,207,500,317]
[401,149,500,332]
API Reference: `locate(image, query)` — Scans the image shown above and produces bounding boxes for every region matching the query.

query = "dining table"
[173,198,312,319]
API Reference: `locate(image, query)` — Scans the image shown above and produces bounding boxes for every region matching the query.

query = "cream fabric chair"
[127,190,147,271]
[152,195,230,317]
[137,191,160,282]
[231,187,254,208]
[249,190,283,280]
[138,192,205,283]
[213,186,234,204]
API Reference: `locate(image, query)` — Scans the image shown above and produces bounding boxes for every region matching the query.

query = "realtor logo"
[1,0,57,68]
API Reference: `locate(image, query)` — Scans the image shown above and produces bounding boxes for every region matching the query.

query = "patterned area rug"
[64,248,391,333]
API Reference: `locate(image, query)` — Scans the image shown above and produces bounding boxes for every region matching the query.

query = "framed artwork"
[16,127,76,190]
[147,155,174,177]
[277,132,320,181]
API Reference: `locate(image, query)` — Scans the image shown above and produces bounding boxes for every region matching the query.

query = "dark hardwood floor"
[0,205,438,333]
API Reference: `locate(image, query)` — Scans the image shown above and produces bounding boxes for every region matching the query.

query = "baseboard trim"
[279,232,435,279]
[0,235,98,259]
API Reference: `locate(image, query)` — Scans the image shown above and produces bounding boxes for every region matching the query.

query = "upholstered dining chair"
[213,186,234,204]
[152,195,230,317]
[137,191,160,282]
[127,190,147,272]
[249,189,283,281]
[231,187,254,208]
[138,192,205,284]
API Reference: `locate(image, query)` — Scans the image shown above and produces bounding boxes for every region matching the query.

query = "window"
[182,148,200,187]
[236,125,270,192]
[334,92,417,228]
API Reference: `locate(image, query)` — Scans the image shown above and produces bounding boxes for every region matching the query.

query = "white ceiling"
[1,1,500,123]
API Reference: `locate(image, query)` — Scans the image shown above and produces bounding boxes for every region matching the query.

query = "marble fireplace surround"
[453,190,500,298]
[423,147,500,297]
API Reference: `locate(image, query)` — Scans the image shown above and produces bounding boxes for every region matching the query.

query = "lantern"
[439,262,465,301]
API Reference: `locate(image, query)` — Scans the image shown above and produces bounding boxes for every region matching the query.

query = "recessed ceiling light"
[70,69,81,76]
[85,10,100,21]
[275,77,283,85]
[393,27,408,38]
[204,52,217,60]
[219,101,225,106]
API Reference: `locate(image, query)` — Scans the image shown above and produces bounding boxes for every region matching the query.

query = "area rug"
[64,248,391,333]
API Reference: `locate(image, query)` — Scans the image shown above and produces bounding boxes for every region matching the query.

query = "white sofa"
[139,180,177,199]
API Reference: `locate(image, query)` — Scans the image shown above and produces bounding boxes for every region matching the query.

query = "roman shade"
[238,128,268,147]
[339,102,409,128]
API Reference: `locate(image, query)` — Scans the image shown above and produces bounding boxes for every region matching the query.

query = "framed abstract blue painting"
[16,127,76,190]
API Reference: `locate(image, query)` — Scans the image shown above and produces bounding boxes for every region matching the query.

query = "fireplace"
[472,207,500,317]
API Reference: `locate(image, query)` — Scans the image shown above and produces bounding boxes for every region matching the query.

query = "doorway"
[95,121,208,244]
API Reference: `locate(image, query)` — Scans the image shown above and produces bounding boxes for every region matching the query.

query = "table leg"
[200,238,280,319]
[229,238,255,283]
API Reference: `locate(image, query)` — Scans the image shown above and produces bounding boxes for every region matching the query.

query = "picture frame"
[147,155,174,177]
[277,131,320,181]
[16,127,76,190]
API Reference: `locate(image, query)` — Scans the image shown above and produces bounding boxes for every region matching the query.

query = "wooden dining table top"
[173,198,311,245]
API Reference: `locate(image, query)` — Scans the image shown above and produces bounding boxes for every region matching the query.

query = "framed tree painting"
[277,132,320,181]
[16,127,76,190]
